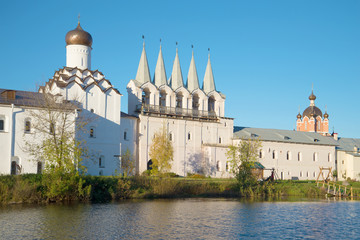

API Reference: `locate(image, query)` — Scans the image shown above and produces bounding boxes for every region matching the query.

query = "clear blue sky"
[1,0,359,138]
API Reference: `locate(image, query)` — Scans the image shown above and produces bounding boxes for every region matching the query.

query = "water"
[1,198,359,239]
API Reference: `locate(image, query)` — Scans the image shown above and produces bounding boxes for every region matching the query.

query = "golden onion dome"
[65,23,93,47]
[324,112,329,118]
[297,113,302,119]
[309,91,316,101]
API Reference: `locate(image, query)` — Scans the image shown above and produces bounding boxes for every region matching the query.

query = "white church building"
[0,22,351,180]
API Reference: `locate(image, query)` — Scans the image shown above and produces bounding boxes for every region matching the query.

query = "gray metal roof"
[233,126,338,146]
[337,137,360,152]
[0,88,46,107]
[0,88,78,110]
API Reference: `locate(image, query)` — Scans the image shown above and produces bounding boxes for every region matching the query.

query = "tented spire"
[169,45,184,90]
[153,43,167,86]
[186,47,199,92]
[202,50,216,94]
[135,41,151,85]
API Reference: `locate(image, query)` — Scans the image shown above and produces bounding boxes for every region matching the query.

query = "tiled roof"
[233,126,338,146]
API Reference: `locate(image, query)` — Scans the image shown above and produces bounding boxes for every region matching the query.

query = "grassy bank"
[0,174,357,204]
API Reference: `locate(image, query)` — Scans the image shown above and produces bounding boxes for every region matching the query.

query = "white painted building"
[0,89,77,175]
[2,22,359,180]
[336,138,360,181]
[232,127,338,180]
[127,43,233,176]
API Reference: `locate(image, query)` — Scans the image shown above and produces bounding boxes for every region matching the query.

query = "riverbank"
[0,174,358,204]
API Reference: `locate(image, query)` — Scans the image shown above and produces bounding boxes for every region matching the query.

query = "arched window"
[187,132,191,141]
[216,161,220,171]
[176,92,183,108]
[328,153,331,162]
[99,155,105,168]
[219,137,222,144]
[159,90,167,108]
[24,118,31,133]
[272,150,277,159]
[259,149,263,159]
[0,115,4,131]
[90,127,95,138]
[11,161,17,175]
[147,159,153,170]
[313,152,318,162]
[298,152,302,161]
[142,88,150,105]
[124,131,128,140]
[37,161,42,174]
[287,151,291,160]
[169,132,173,141]
[208,96,215,112]
[192,94,199,111]
[226,162,229,172]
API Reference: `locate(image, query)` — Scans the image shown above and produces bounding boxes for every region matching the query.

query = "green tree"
[149,123,174,176]
[121,148,135,177]
[226,137,262,190]
[25,93,90,201]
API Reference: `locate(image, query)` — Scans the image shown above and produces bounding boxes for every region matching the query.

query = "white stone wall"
[232,139,336,180]
[0,104,77,175]
[337,150,360,181]
[66,45,91,70]
[137,115,233,176]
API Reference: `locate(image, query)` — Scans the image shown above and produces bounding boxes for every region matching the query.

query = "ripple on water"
[0,199,360,239]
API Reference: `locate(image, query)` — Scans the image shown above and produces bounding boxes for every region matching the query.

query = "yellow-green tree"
[149,123,174,175]
[121,148,135,177]
[226,137,262,189]
[25,93,90,201]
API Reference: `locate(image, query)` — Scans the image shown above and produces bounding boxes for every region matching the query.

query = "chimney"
[1,90,16,100]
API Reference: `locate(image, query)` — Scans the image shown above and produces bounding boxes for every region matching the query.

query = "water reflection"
[1,199,360,239]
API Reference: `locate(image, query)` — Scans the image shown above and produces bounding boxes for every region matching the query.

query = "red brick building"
[296,91,329,136]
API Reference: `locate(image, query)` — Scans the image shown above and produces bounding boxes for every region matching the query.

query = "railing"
[136,104,217,120]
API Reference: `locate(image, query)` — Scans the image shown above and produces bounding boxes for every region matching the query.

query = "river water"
[0,198,359,239]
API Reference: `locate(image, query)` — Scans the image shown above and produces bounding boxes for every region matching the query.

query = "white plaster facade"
[336,138,360,181]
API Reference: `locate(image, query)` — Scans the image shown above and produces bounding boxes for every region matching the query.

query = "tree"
[25,93,90,201]
[226,137,262,189]
[149,123,174,175]
[121,148,135,177]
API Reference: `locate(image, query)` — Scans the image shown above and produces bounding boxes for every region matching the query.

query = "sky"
[1,0,359,138]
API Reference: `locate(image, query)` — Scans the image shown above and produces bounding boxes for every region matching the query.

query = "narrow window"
[226,162,229,172]
[90,127,95,138]
[286,151,290,160]
[188,132,191,141]
[298,152,302,161]
[219,137,222,144]
[259,150,263,159]
[124,131,127,140]
[306,171,309,177]
[99,155,105,168]
[147,160,153,170]
[300,171,303,177]
[169,133,173,141]
[313,153,317,162]
[37,161,42,174]
[216,161,220,171]
[11,161,17,175]
[328,153,331,162]
[272,150,276,159]
[0,118,4,131]
[25,120,31,133]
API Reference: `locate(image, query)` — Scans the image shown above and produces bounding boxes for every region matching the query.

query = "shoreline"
[0,174,358,205]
